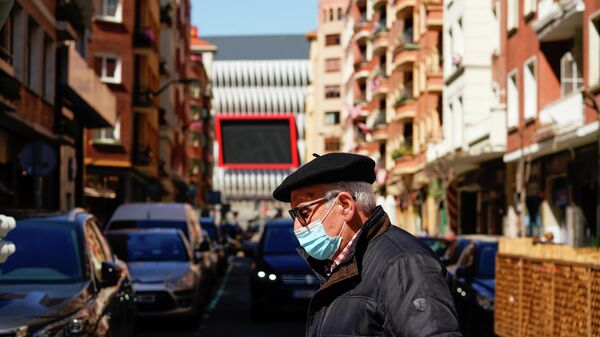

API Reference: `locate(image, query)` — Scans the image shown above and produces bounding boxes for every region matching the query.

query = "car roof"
[106,228,183,235]
[110,203,194,222]
[265,218,293,227]
[22,208,94,226]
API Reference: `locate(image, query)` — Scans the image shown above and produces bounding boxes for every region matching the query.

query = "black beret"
[272,152,376,202]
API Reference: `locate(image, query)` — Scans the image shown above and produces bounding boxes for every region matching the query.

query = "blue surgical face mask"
[293,198,348,260]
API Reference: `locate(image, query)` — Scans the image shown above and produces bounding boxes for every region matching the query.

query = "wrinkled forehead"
[290,184,330,207]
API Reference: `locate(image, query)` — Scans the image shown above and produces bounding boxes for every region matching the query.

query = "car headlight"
[255,270,277,282]
[166,272,195,289]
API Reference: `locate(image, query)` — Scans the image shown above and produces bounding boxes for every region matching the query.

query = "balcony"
[426,7,443,30]
[134,27,157,50]
[426,71,443,93]
[393,95,416,122]
[392,150,425,175]
[536,90,584,141]
[354,19,371,41]
[532,0,584,42]
[133,145,153,166]
[393,44,418,71]
[370,74,389,99]
[372,29,389,55]
[395,0,415,19]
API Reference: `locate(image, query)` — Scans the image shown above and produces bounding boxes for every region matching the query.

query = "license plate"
[293,290,315,299]
[137,294,156,303]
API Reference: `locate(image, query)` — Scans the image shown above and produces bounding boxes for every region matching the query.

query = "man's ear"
[337,192,355,221]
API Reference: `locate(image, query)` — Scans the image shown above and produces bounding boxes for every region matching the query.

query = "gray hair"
[323,181,377,215]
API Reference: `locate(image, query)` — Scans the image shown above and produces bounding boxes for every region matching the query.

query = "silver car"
[106,228,204,319]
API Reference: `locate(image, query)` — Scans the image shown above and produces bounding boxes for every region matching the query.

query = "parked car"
[200,229,220,287]
[106,228,204,319]
[250,218,320,319]
[446,235,499,337]
[0,208,137,336]
[418,236,455,259]
[200,217,228,274]
[106,203,202,252]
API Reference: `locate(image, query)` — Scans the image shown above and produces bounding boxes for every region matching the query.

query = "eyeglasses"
[288,193,339,227]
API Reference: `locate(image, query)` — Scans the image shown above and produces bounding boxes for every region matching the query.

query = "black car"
[0,209,137,337]
[200,217,228,274]
[250,218,320,319]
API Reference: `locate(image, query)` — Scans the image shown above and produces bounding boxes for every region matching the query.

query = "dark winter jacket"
[304,206,462,337]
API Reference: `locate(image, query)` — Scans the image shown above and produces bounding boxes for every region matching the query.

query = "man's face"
[290,184,345,237]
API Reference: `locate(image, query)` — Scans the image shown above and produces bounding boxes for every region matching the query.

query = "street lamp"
[153,78,199,97]
[582,89,600,244]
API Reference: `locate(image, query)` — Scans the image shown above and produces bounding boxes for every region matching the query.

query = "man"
[273,152,461,337]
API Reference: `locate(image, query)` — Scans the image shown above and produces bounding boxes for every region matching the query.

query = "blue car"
[446,235,499,337]
[250,218,320,319]
[0,208,137,337]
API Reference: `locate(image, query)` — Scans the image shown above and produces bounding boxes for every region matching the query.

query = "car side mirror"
[100,262,122,287]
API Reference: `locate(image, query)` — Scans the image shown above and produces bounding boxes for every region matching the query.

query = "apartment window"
[12,6,25,82]
[93,116,121,143]
[492,1,501,56]
[507,0,518,32]
[325,34,340,46]
[325,58,340,72]
[324,111,340,125]
[325,85,340,99]
[524,58,537,121]
[560,52,583,96]
[507,70,519,129]
[93,54,121,84]
[337,8,343,21]
[43,36,55,102]
[588,13,600,87]
[329,9,334,21]
[98,0,122,22]
[523,0,536,18]
[324,138,341,152]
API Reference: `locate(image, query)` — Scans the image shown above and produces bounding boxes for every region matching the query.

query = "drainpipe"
[582,90,600,244]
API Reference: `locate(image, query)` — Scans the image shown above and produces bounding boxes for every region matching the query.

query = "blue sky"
[191,0,319,36]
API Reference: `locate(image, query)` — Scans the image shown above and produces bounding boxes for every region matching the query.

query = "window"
[97,0,122,22]
[337,8,343,21]
[325,85,340,99]
[560,52,583,96]
[523,0,536,18]
[524,58,537,121]
[43,36,55,102]
[324,111,340,125]
[329,9,334,21]
[93,116,121,143]
[492,1,501,56]
[507,0,518,32]
[507,70,519,129]
[94,54,121,83]
[325,34,340,46]
[325,58,340,72]
[324,138,341,152]
[588,13,600,87]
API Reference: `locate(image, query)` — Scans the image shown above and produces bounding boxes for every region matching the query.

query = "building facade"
[189,26,216,210]
[84,0,164,223]
[0,0,116,216]
[206,35,310,226]
[305,0,350,158]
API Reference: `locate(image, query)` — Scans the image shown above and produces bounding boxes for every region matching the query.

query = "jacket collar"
[304,206,391,288]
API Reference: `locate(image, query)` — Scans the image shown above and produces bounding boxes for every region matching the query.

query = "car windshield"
[108,232,189,262]
[262,225,300,255]
[0,221,83,284]
[109,220,189,239]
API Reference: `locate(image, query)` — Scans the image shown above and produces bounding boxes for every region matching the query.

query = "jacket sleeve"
[378,253,462,337]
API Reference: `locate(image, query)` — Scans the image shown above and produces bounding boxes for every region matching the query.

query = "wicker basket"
[494,238,600,337]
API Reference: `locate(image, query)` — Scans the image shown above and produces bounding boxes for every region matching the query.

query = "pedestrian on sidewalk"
[273,152,461,337]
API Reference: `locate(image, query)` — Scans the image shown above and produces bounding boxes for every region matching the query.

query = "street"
[136,257,306,337]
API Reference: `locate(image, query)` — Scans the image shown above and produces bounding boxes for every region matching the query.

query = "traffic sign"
[19,141,57,176]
